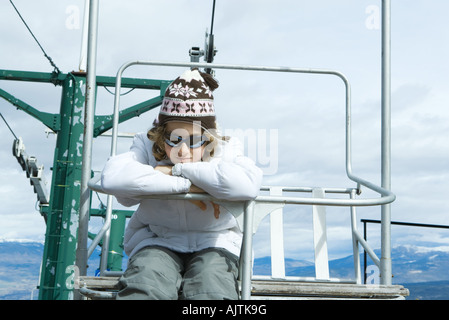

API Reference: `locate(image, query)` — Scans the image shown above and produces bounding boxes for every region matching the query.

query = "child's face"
[164,121,207,164]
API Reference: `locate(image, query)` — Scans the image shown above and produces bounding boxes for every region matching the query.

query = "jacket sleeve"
[173,137,263,200]
[100,133,192,203]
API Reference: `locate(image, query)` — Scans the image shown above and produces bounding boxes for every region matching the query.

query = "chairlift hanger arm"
[189,0,217,72]
[205,0,217,66]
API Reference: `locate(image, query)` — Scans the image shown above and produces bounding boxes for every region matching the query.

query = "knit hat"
[158,69,219,130]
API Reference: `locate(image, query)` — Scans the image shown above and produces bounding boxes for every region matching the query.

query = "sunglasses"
[164,134,208,149]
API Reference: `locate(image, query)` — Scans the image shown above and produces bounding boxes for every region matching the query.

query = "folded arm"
[100,134,192,206]
[171,139,263,201]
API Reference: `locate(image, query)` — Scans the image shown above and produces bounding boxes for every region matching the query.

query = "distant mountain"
[0,240,43,300]
[253,245,449,285]
[1,240,449,300]
[389,245,449,284]
[0,240,105,300]
[252,256,315,276]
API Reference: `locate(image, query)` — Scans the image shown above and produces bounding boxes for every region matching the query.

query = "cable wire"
[210,0,216,35]
[0,112,18,139]
[9,0,61,74]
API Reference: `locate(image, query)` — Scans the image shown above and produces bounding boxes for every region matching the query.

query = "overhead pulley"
[12,137,50,206]
[189,0,218,75]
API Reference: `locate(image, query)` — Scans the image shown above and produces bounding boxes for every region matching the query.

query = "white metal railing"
[87,179,388,299]
[82,59,395,299]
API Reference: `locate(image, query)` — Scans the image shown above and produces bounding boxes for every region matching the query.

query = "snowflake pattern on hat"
[169,83,200,98]
[160,69,216,118]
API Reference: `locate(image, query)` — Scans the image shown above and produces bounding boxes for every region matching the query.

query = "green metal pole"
[38,73,86,300]
[107,212,127,272]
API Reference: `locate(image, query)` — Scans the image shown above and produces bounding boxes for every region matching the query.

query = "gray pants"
[116,246,240,300]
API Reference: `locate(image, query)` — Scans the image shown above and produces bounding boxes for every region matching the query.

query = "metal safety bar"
[85,57,395,299]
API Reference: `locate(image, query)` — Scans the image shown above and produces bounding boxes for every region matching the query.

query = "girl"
[101,69,263,300]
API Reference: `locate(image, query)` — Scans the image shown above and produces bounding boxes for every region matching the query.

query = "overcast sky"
[1,0,448,262]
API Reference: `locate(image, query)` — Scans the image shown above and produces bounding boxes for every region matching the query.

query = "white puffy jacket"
[101,132,263,258]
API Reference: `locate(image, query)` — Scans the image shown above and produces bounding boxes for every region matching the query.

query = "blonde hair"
[147,124,168,161]
[147,123,225,162]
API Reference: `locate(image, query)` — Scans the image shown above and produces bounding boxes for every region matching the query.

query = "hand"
[189,184,205,193]
[188,185,220,219]
[189,200,221,219]
[154,168,220,219]
[188,184,207,211]
[154,165,173,175]
[211,201,221,219]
